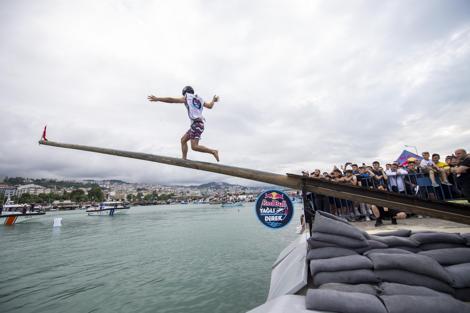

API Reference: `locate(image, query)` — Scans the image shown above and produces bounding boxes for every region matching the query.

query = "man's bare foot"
[212,150,219,162]
[182,156,187,160]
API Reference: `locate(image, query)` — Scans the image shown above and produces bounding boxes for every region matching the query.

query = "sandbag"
[369,235,419,247]
[411,232,465,245]
[391,245,421,253]
[319,283,378,295]
[313,269,379,287]
[306,247,358,260]
[419,248,470,265]
[380,295,470,313]
[310,255,372,275]
[363,248,413,256]
[310,232,368,249]
[368,253,453,284]
[375,269,455,294]
[307,239,337,250]
[419,242,466,251]
[374,229,411,237]
[455,288,470,302]
[445,263,470,288]
[313,212,367,240]
[315,211,370,239]
[379,282,452,297]
[461,233,470,245]
[305,289,387,313]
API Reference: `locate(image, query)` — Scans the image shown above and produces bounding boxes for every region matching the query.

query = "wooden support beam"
[38,139,470,225]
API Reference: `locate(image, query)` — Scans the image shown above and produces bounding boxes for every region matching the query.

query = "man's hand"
[213,95,219,102]
[148,95,158,102]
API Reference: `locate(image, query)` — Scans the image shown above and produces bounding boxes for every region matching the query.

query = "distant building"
[0,183,16,198]
[16,184,46,196]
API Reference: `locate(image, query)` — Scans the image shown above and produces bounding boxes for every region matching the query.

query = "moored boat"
[1,198,45,225]
[86,201,130,216]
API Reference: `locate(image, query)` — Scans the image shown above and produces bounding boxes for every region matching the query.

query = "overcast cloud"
[1,0,469,185]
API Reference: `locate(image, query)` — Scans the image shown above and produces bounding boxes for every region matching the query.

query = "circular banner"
[255,190,293,229]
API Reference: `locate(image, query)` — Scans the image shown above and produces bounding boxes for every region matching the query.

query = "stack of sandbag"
[418,247,470,301]
[305,285,470,313]
[410,232,470,301]
[307,212,380,286]
[305,211,470,312]
[308,211,388,253]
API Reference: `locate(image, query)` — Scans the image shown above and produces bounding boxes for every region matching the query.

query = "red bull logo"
[264,192,284,200]
[255,189,293,229]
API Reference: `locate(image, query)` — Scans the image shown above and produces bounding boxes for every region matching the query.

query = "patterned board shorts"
[186,119,205,140]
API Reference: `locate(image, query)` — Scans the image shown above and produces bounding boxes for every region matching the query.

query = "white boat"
[221,202,243,208]
[86,201,130,216]
[1,198,45,225]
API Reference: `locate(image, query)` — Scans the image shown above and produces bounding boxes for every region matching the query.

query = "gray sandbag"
[462,233,470,245]
[305,289,387,313]
[368,253,453,284]
[380,295,470,313]
[455,288,470,302]
[310,232,368,249]
[445,263,470,288]
[355,240,389,254]
[319,283,378,295]
[379,282,452,297]
[392,245,421,253]
[369,234,419,247]
[374,229,411,237]
[419,248,470,265]
[375,269,455,294]
[363,248,413,256]
[307,239,337,250]
[313,269,379,287]
[306,247,358,260]
[419,242,466,251]
[315,211,370,239]
[310,255,372,275]
[411,232,465,245]
[313,212,367,240]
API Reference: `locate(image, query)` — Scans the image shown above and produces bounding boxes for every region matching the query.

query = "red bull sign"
[255,190,293,228]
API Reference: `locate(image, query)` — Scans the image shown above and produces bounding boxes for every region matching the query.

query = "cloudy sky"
[1,0,469,185]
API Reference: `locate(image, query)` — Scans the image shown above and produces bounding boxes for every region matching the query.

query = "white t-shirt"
[420,159,434,169]
[184,93,205,121]
[386,168,408,192]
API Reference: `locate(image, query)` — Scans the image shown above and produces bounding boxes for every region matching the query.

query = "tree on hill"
[88,186,104,202]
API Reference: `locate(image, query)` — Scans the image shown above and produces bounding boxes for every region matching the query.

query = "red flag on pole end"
[41,125,48,141]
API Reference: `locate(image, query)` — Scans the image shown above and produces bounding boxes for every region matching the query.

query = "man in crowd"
[452,148,470,202]
[420,151,451,187]
[386,162,408,193]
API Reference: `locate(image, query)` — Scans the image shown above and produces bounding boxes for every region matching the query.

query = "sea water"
[0,204,300,313]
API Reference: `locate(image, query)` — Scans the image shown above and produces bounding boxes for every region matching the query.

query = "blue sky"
[1,0,469,185]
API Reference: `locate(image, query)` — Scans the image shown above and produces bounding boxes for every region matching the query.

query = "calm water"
[0,204,300,313]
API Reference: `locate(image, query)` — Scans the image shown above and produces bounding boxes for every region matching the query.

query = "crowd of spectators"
[302,148,470,227]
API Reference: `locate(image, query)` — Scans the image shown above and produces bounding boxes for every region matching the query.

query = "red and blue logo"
[255,190,293,228]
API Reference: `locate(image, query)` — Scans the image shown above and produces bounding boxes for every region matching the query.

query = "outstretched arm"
[204,95,219,109]
[148,95,185,103]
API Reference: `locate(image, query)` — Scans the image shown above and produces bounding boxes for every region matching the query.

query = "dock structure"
[38,139,470,225]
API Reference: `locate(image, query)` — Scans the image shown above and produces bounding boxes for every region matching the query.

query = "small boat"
[221,202,243,208]
[1,198,45,225]
[86,201,130,216]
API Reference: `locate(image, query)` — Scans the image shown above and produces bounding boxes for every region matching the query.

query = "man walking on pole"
[148,86,220,162]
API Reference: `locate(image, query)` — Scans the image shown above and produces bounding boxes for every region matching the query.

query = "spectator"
[386,162,408,193]
[371,161,387,188]
[310,169,322,178]
[385,163,392,171]
[452,148,470,202]
[351,164,359,175]
[420,151,451,187]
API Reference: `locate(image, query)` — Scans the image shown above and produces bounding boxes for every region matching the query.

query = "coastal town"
[0,177,274,210]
